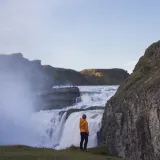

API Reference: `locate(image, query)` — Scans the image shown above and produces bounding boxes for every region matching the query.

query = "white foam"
[56,110,103,149]
[0,85,118,149]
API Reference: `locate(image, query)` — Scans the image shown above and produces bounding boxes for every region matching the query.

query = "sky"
[0,0,160,73]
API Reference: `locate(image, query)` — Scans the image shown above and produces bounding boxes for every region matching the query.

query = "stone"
[100,40,160,160]
[36,87,81,110]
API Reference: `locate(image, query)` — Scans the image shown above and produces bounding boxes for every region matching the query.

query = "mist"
[0,72,38,145]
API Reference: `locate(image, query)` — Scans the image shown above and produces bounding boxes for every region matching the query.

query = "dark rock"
[0,53,51,92]
[43,65,129,86]
[36,87,81,111]
[100,40,160,160]
[31,60,41,67]
[42,65,90,86]
[10,53,23,57]
[0,53,130,112]
[0,53,130,89]
[60,106,104,120]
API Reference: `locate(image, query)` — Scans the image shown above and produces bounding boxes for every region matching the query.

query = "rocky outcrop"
[100,41,160,160]
[0,53,129,88]
[0,53,130,112]
[59,106,104,120]
[44,66,130,86]
[43,65,90,86]
[36,87,81,111]
[80,69,129,85]
[0,53,53,91]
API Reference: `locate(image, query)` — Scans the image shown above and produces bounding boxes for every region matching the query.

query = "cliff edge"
[100,40,160,160]
[80,69,129,85]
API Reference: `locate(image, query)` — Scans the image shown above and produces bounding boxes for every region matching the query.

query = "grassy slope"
[0,145,121,160]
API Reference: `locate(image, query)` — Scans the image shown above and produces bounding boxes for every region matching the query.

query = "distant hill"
[0,53,129,89]
[43,65,90,86]
[0,53,52,91]
[80,69,129,85]
[43,67,129,86]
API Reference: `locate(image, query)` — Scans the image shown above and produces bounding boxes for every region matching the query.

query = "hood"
[80,118,86,126]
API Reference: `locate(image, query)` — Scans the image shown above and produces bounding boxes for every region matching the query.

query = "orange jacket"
[79,118,89,133]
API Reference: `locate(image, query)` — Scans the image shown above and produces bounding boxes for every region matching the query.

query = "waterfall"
[0,85,118,149]
[56,110,103,149]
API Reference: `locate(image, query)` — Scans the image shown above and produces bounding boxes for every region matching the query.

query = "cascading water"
[56,110,103,149]
[30,85,118,149]
[0,85,118,149]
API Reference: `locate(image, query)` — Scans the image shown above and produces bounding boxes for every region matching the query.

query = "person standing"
[79,114,89,151]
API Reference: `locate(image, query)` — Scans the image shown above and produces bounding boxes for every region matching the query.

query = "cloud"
[124,60,138,73]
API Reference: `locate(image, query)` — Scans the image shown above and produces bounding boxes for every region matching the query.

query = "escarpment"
[100,40,160,160]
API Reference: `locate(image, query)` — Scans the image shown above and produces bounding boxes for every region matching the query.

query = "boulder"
[100,40,160,160]
[36,87,81,110]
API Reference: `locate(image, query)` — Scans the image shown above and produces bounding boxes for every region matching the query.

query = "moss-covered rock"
[0,53,129,89]
[100,40,160,160]
[80,69,129,85]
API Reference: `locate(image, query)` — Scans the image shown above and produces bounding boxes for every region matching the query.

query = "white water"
[0,85,118,149]
[57,110,103,149]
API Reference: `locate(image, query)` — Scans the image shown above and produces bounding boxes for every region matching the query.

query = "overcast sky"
[0,0,160,73]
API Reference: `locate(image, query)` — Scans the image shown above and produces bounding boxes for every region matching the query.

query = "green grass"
[0,145,121,160]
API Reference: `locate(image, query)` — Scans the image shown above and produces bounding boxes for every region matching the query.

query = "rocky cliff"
[0,53,52,91]
[43,66,129,86]
[0,53,129,110]
[43,65,90,86]
[100,40,160,160]
[36,87,81,111]
[0,53,89,90]
[0,53,129,87]
[80,69,129,85]
[0,54,83,110]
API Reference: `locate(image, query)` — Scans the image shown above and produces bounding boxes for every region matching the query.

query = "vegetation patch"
[0,145,122,160]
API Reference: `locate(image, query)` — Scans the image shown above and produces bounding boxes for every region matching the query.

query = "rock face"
[36,87,81,110]
[100,41,160,160]
[44,66,129,86]
[43,65,90,86]
[0,53,53,91]
[80,69,129,85]
[0,53,129,88]
[0,53,129,111]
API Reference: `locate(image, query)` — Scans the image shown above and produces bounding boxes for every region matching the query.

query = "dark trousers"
[80,132,88,150]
